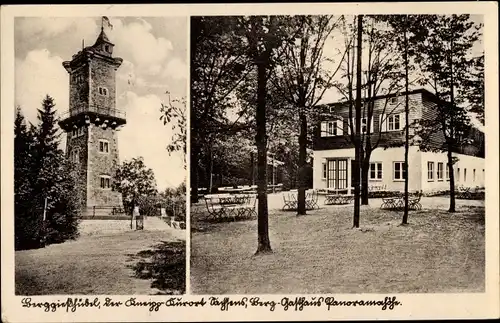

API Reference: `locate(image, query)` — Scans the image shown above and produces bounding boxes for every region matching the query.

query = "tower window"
[105,45,110,53]
[98,87,108,96]
[99,139,109,153]
[70,149,80,163]
[100,176,111,189]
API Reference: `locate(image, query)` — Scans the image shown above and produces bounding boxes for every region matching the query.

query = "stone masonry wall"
[66,126,89,210]
[69,63,89,111]
[87,123,123,207]
[89,57,116,110]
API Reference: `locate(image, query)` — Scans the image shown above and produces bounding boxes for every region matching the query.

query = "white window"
[380,113,405,132]
[100,176,111,189]
[99,139,109,153]
[428,162,434,181]
[393,162,406,181]
[320,119,343,137]
[369,162,383,180]
[98,87,108,96]
[437,162,444,181]
[388,114,400,131]
[346,117,373,135]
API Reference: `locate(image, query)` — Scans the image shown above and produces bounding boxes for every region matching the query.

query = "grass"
[190,199,485,294]
[16,230,185,295]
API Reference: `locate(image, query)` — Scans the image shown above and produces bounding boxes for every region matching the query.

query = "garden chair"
[381,192,400,210]
[408,191,423,210]
[204,195,226,221]
[235,194,257,219]
[282,192,297,211]
[305,190,319,210]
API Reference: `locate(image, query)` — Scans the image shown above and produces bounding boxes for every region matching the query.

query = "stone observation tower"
[58,26,125,216]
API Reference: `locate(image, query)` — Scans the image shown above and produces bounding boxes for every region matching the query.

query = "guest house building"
[312,89,485,194]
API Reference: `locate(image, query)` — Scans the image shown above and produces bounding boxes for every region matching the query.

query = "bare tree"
[271,15,346,215]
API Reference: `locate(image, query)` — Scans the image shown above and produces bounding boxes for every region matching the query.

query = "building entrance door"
[327,159,348,190]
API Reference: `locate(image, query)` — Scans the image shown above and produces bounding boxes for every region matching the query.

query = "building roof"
[321,88,438,108]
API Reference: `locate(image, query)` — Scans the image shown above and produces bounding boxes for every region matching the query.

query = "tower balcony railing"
[60,105,126,120]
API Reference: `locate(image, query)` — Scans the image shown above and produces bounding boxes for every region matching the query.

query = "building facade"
[58,28,125,214]
[312,89,485,194]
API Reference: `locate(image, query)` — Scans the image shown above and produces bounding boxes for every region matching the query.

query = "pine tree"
[14,106,39,250]
[414,15,481,213]
[31,95,80,247]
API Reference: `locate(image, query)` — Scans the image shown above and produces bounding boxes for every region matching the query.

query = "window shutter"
[400,112,406,131]
[337,117,343,135]
[320,122,327,137]
[379,114,385,132]
[347,118,351,135]
[370,118,374,134]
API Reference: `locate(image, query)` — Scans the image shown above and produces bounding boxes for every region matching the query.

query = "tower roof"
[93,28,114,47]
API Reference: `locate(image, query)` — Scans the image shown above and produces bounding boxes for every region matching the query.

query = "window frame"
[369,162,383,181]
[437,162,444,181]
[427,161,435,181]
[383,113,404,132]
[98,139,110,154]
[320,119,343,137]
[70,148,80,164]
[98,86,109,96]
[100,175,111,189]
[393,161,406,181]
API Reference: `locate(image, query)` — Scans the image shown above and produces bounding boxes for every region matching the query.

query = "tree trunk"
[297,111,307,216]
[353,15,363,228]
[402,19,410,225]
[360,156,370,205]
[255,59,272,254]
[448,30,456,213]
[208,145,214,193]
[447,146,456,212]
[250,151,254,186]
[191,144,200,203]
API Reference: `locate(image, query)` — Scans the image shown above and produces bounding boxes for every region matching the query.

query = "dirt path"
[16,229,186,295]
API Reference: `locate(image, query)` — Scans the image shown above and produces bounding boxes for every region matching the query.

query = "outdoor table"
[204,194,256,221]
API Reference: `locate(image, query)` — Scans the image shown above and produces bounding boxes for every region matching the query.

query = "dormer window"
[104,45,111,53]
[98,87,108,96]
[389,97,398,104]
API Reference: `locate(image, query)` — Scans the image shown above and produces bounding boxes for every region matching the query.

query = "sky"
[15,16,187,191]
[317,14,484,107]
